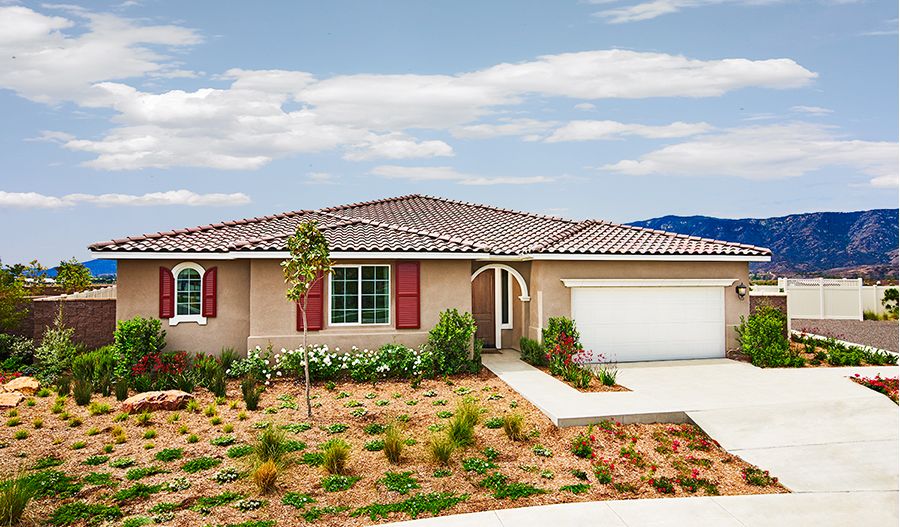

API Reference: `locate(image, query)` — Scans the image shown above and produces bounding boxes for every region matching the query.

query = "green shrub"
[736,306,800,367]
[227,445,254,459]
[542,317,581,354]
[479,472,546,499]
[0,474,36,526]
[427,309,477,375]
[883,288,899,317]
[49,502,122,526]
[115,379,129,401]
[72,379,92,406]
[113,317,166,378]
[33,311,80,384]
[321,439,350,475]
[19,470,81,498]
[519,336,547,367]
[0,334,34,369]
[125,466,167,481]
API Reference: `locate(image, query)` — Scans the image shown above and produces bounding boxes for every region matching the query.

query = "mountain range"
[628,208,899,279]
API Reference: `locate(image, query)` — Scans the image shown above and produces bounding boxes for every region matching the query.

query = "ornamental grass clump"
[448,397,480,447]
[427,433,455,465]
[320,439,350,475]
[0,474,36,526]
[502,413,527,442]
[254,427,287,465]
[253,460,278,494]
[383,423,405,464]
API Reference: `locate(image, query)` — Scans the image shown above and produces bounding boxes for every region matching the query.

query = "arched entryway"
[470,264,529,349]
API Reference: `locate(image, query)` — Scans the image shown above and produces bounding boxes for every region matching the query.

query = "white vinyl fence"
[752,279,898,320]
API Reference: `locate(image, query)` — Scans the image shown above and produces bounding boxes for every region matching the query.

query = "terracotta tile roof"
[89,194,771,258]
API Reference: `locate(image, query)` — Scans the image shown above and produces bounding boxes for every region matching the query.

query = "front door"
[472,271,495,348]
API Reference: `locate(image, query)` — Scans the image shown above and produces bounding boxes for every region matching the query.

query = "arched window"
[171,262,207,325]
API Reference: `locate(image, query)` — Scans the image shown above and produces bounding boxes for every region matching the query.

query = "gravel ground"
[793,319,899,353]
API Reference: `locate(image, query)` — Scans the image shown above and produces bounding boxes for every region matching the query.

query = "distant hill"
[628,209,899,279]
[46,259,117,279]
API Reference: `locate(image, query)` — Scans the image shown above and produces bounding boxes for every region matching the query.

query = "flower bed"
[851,374,899,403]
[0,370,785,527]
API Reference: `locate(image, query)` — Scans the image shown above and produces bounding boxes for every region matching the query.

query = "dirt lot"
[794,319,899,353]
[0,370,785,527]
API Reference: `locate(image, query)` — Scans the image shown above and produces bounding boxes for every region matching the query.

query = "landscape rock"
[0,392,24,408]
[3,376,40,396]
[120,390,194,413]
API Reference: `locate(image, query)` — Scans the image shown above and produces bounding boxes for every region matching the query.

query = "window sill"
[169,315,208,327]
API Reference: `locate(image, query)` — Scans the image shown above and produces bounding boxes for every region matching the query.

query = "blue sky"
[0,0,897,265]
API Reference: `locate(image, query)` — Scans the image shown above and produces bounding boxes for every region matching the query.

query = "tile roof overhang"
[88,194,772,261]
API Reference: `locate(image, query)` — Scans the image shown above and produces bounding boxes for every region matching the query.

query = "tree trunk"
[301,293,312,418]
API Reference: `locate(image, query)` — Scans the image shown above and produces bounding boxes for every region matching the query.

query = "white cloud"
[0,189,250,208]
[545,120,712,142]
[791,105,832,115]
[602,123,898,187]
[451,119,558,139]
[3,7,819,170]
[592,0,783,24]
[574,103,596,111]
[305,172,338,185]
[0,6,201,104]
[343,134,454,161]
[370,165,559,186]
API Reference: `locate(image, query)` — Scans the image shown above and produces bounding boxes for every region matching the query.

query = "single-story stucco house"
[89,195,771,362]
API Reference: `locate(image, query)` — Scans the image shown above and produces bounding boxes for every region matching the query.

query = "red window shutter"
[159,267,174,319]
[202,267,217,318]
[297,271,324,332]
[395,261,420,329]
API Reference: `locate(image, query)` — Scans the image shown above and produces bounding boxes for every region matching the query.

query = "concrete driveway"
[427,353,899,526]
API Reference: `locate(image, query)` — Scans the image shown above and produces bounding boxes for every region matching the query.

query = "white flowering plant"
[258,343,435,383]
[226,345,281,384]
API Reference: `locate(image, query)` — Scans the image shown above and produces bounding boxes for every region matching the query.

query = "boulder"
[120,390,194,413]
[0,391,24,408]
[4,376,40,396]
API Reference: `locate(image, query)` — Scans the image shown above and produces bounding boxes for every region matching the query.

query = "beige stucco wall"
[116,259,251,354]
[116,256,750,356]
[527,260,750,350]
[247,259,472,351]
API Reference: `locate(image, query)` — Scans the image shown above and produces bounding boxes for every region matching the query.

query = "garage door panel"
[571,286,725,362]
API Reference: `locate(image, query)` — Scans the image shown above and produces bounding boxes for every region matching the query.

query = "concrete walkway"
[385,353,898,526]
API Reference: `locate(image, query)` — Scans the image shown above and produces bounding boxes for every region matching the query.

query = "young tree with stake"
[281,221,332,417]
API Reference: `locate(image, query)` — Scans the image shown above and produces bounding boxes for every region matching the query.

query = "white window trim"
[498,269,513,330]
[170,261,207,326]
[327,264,392,327]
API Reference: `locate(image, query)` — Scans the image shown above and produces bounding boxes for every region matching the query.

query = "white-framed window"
[171,262,207,326]
[329,265,391,326]
[499,269,513,329]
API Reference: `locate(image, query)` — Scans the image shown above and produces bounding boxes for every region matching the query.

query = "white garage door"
[571,286,725,363]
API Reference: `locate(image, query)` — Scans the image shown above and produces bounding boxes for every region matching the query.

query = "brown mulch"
[0,370,784,527]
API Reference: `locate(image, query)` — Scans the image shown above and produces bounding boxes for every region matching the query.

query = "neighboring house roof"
[89,194,771,258]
